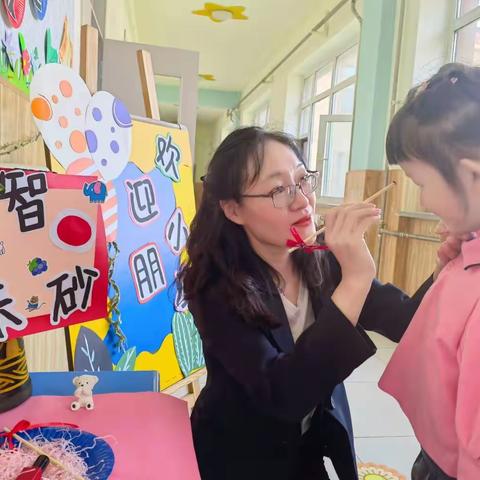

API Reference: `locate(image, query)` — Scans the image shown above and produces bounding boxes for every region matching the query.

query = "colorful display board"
[68,120,204,389]
[0,167,108,340]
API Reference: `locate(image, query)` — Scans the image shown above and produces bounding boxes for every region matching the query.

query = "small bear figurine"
[71,375,99,411]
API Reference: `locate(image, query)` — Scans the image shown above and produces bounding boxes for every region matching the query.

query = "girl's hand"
[434,222,474,280]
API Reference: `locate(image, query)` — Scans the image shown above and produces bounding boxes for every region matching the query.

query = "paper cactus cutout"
[172,311,204,377]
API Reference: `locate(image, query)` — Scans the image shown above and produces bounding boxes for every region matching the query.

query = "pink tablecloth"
[0,392,200,479]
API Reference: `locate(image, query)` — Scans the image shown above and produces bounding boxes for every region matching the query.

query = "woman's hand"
[324,203,381,326]
[324,203,381,283]
[434,222,474,281]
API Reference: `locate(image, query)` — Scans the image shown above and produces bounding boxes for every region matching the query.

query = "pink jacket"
[379,234,480,479]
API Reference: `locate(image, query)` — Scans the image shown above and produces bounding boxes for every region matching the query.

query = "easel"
[76,25,206,411]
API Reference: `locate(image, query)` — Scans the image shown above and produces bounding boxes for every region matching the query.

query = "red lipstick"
[293,215,311,227]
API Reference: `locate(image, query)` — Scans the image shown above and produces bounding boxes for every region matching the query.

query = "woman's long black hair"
[178,127,332,328]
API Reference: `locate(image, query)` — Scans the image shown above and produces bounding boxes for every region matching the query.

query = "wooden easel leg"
[137,49,161,121]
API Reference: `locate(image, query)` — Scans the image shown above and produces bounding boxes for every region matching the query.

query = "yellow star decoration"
[357,463,406,480]
[199,74,216,81]
[192,3,248,23]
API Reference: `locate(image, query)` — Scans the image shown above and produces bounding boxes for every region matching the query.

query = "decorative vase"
[0,337,32,413]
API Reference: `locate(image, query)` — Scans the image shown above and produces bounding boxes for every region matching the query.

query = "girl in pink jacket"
[379,63,480,480]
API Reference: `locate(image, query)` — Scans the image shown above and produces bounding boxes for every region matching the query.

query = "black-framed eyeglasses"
[241,171,319,208]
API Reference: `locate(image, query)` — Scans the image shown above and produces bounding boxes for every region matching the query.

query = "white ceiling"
[125,0,328,92]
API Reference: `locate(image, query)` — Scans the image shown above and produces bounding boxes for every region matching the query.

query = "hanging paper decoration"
[30,0,47,20]
[30,63,91,170]
[30,46,40,72]
[0,0,73,93]
[85,91,132,182]
[30,64,134,242]
[2,0,26,29]
[0,167,108,341]
[18,32,31,78]
[1,30,18,70]
[44,28,58,64]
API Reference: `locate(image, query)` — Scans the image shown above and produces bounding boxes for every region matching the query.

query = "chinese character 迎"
[125,177,159,225]
[0,170,47,232]
[46,266,100,326]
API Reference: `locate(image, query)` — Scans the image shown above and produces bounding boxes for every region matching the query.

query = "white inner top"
[279,282,316,434]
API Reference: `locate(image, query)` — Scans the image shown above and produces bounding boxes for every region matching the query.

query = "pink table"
[0,392,200,479]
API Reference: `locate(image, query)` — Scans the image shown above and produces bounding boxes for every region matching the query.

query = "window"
[457,0,480,17]
[253,103,270,127]
[453,0,480,65]
[298,44,358,200]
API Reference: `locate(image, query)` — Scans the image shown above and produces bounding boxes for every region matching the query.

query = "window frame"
[451,3,480,61]
[298,43,358,201]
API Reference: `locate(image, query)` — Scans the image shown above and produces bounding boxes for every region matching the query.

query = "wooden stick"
[80,25,99,94]
[137,49,161,121]
[288,181,397,253]
[3,427,87,480]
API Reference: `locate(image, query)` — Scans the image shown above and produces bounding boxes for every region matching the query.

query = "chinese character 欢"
[154,134,181,182]
[125,177,159,225]
[0,170,47,232]
[46,266,100,326]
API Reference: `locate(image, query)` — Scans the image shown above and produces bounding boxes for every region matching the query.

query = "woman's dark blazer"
[189,254,432,480]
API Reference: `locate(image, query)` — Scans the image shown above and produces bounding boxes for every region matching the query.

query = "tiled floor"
[325,331,419,479]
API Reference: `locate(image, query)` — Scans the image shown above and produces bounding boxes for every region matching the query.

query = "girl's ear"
[220,199,245,226]
[460,158,480,178]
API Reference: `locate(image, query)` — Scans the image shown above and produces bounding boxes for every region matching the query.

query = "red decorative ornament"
[286,226,329,254]
[50,209,96,253]
[0,419,79,449]
[2,0,26,29]
[57,215,92,247]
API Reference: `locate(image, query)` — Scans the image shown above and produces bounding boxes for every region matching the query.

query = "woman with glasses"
[178,127,438,480]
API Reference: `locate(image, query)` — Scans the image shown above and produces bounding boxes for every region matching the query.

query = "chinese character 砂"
[46,266,100,326]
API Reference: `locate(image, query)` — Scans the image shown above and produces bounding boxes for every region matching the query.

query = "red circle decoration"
[2,0,26,29]
[57,215,92,247]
